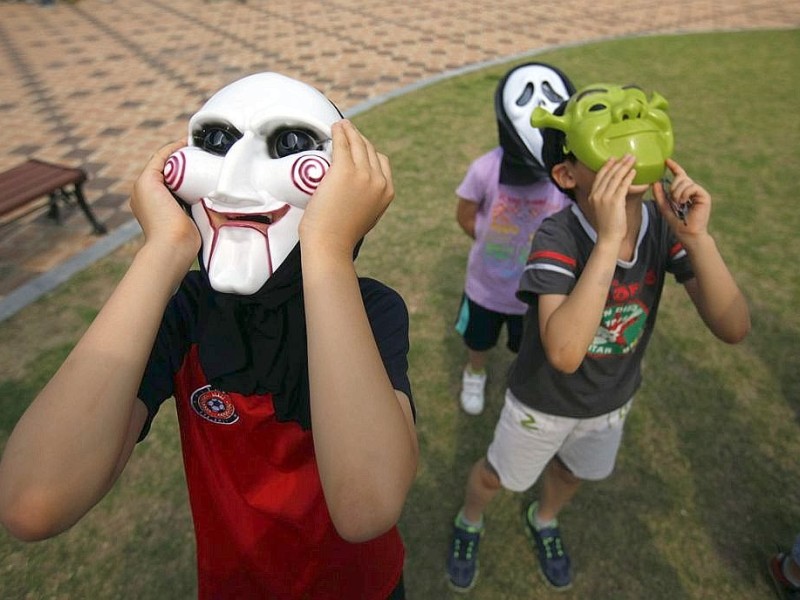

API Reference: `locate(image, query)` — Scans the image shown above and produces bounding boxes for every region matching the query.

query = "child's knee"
[550,456,583,485]
[477,458,503,490]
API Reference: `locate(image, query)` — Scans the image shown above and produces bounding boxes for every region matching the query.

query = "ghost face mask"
[532,83,673,185]
[163,72,341,295]
[496,62,575,169]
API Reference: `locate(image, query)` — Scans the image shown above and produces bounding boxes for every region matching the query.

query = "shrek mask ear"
[532,83,673,185]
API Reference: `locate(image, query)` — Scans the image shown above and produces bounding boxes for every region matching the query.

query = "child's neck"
[618,198,644,262]
[579,196,644,262]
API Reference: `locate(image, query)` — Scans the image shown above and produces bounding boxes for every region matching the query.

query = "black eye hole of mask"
[269,128,326,158]
[515,80,567,109]
[542,81,566,104]
[193,123,243,156]
[515,82,535,107]
[589,103,608,112]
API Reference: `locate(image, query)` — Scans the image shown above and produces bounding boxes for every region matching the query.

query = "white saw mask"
[164,72,341,295]
[500,63,574,166]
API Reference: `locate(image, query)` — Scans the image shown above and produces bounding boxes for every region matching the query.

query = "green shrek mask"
[531,83,673,185]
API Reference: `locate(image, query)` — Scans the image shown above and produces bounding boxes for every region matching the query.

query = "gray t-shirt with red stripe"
[508,201,694,418]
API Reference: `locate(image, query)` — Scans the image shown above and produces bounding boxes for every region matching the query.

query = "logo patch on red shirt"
[190,385,239,425]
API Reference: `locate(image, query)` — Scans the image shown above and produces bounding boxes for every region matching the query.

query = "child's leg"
[540,398,633,522]
[458,390,568,522]
[448,391,570,591]
[448,459,496,591]
[462,458,502,523]
[455,294,503,370]
[505,313,524,354]
[536,457,581,523]
[455,295,504,414]
[466,348,488,373]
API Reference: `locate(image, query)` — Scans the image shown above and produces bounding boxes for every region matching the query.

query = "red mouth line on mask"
[206,204,291,234]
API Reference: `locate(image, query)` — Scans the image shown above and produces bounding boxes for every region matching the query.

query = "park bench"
[0,158,107,235]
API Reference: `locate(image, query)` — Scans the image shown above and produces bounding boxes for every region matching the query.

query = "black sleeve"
[358,277,415,421]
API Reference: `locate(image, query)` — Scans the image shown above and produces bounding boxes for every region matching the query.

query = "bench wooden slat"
[0,159,86,215]
[0,159,106,235]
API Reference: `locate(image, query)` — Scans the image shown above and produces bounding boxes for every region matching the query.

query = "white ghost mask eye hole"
[541,81,567,105]
[268,127,330,159]
[192,122,243,156]
[515,82,535,107]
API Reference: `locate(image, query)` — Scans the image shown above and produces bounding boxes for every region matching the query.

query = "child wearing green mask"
[446,83,750,592]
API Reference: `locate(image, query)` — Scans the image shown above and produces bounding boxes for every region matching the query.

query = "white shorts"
[486,389,633,492]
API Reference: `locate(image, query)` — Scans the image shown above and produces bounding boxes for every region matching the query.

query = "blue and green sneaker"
[523,501,572,590]
[446,515,483,592]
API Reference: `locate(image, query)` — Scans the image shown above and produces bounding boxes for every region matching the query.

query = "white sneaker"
[460,369,487,415]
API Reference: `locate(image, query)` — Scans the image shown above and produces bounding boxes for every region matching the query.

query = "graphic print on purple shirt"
[457,148,571,314]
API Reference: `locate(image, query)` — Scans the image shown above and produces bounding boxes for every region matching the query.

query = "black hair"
[541,100,577,201]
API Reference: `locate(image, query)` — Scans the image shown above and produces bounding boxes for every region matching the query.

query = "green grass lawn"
[1,29,798,599]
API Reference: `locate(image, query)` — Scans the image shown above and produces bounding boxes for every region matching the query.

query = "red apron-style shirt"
[173,346,404,599]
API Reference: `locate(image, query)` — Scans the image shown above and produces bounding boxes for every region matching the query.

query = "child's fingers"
[596,155,635,197]
[665,158,688,178]
[149,140,185,172]
[338,119,370,168]
[591,157,620,197]
[330,120,353,166]
[652,179,666,205]
[378,152,394,198]
[670,177,691,202]
[621,166,637,188]
[673,180,704,206]
[348,121,385,174]
[651,180,675,220]
[669,171,705,205]
[134,140,185,199]
[338,120,391,193]
[365,138,383,172]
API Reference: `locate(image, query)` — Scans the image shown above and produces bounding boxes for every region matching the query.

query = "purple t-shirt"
[457,147,572,314]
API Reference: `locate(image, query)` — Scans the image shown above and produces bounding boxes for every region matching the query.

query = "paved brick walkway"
[0,0,796,310]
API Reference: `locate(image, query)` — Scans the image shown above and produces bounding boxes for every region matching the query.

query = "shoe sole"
[459,403,484,416]
[446,567,479,593]
[768,554,795,600]
[459,392,485,415]
[522,507,573,592]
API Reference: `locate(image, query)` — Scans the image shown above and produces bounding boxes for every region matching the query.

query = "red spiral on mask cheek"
[163,151,186,191]
[291,155,330,196]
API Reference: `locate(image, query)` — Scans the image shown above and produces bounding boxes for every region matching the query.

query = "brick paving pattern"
[0,0,796,302]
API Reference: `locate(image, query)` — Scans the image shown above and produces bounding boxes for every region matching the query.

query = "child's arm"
[0,142,200,541]
[538,156,636,373]
[456,197,478,239]
[299,120,418,543]
[653,159,750,343]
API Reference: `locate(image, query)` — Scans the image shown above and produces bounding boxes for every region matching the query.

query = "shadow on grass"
[621,292,800,596]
